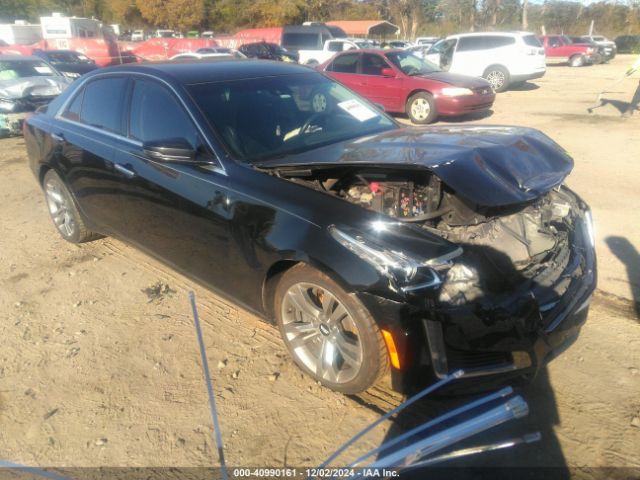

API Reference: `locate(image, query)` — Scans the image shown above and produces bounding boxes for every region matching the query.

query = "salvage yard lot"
[0,56,639,475]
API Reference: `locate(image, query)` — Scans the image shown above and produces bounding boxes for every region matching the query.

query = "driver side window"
[128,79,199,149]
[361,54,388,76]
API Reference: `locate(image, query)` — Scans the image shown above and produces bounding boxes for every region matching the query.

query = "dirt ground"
[0,56,639,477]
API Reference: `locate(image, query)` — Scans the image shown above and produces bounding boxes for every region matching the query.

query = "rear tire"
[569,54,585,67]
[406,92,438,124]
[483,65,510,92]
[274,264,389,394]
[43,170,101,244]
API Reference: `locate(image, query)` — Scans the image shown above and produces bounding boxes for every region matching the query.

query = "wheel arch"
[38,163,52,186]
[406,88,434,107]
[482,63,510,77]
[261,254,372,322]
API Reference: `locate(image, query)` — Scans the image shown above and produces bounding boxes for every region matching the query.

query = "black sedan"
[32,49,97,79]
[238,42,299,63]
[24,61,596,394]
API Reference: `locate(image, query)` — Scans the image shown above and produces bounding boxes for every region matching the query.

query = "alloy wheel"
[410,97,431,121]
[281,282,364,384]
[45,178,76,238]
[486,70,505,91]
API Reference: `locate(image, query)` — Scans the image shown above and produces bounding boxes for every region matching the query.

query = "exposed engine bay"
[277,167,583,306]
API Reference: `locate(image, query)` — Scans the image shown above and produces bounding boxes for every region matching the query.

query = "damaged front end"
[0,77,69,137]
[263,126,597,390]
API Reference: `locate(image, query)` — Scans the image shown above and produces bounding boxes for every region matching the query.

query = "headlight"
[440,87,474,97]
[0,98,16,112]
[329,225,460,291]
[63,72,80,78]
[587,47,595,53]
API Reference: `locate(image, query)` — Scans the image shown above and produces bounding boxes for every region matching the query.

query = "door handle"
[51,132,65,142]
[114,163,136,178]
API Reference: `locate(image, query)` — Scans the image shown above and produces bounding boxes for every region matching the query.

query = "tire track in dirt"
[100,238,405,411]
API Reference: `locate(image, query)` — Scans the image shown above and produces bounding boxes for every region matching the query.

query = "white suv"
[425,32,546,92]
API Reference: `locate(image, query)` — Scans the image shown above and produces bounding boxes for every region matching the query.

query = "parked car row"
[1,24,631,136]
[0,54,71,136]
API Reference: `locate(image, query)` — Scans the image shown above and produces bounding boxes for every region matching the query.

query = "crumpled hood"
[0,76,70,100]
[257,125,574,207]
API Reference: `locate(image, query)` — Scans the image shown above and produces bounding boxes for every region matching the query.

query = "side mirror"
[143,138,196,163]
[381,67,396,77]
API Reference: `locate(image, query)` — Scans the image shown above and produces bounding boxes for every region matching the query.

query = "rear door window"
[79,77,128,134]
[128,79,199,148]
[328,53,359,74]
[523,35,542,47]
[457,36,485,52]
[487,36,516,48]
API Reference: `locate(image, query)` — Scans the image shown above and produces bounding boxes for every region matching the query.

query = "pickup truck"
[580,35,617,60]
[538,35,598,67]
[296,38,362,65]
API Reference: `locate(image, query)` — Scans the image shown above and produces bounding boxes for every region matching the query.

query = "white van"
[425,32,546,92]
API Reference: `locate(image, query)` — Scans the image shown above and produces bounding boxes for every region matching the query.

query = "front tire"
[406,92,438,124]
[569,54,585,67]
[43,170,101,244]
[483,66,510,92]
[274,264,389,394]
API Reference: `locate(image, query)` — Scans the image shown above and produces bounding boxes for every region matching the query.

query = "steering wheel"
[300,112,328,136]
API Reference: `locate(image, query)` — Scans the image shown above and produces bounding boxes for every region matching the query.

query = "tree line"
[1,0,639,38]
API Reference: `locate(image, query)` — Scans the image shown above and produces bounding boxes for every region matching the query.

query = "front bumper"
[358,202,596,394]
[436,91,495,116]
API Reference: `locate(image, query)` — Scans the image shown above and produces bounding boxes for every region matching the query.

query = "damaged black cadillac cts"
[24,61,596,394]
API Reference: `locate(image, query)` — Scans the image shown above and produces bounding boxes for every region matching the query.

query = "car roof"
[448,31,533,39]
[0,54,42,61]
[87,59,314,85]
[336,48,403,54]
[37,49,78,54]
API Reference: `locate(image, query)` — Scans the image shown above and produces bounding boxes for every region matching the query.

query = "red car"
[318,49,495,124]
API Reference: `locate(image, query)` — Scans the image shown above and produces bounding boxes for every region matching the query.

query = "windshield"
[385,51,440,75]
[0,60,58,80]
[47,51,91,64]
[188,73,395,163]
